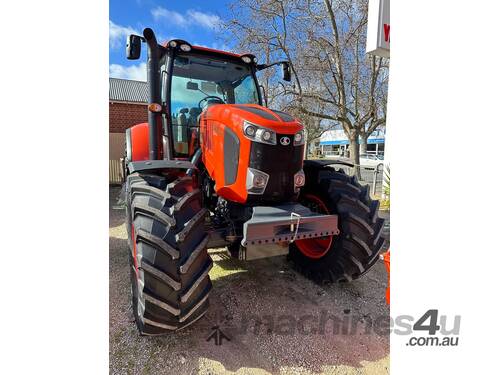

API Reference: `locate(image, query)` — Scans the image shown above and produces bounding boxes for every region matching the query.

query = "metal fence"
[109,159,124,185]
[356,163,385,197]
[323,150,383,157]
[325,162,385,198]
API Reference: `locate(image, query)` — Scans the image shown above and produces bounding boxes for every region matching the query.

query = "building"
[109,78,148,183]
[319,127,385,157]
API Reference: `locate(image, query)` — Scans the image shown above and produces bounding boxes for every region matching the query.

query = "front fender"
[126,123,149,162]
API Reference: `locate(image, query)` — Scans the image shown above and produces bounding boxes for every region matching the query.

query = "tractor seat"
[178,108,189,127]
[187,107,202,127]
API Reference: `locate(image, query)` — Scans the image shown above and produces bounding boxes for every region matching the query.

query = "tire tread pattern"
[289,167,385,283]
[126,173,212,335]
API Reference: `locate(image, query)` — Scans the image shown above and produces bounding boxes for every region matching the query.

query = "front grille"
[248,134,304,203]
[265,172,295,200]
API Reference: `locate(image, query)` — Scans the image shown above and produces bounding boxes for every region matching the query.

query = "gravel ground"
[110,187,390,375]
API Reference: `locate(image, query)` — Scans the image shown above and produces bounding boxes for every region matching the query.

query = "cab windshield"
[167,53,260,155]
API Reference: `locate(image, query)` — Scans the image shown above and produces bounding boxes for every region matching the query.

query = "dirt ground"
[109,187,390,375]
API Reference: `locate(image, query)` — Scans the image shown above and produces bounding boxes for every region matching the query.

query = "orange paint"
[129,122,149,161]
[383,250,390,304]
[200,104,302,204]
[295,194,334,258]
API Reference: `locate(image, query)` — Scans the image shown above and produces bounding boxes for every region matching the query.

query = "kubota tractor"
[123,28,385,335]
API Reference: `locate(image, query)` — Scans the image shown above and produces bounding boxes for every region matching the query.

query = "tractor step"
[241,204,339,247]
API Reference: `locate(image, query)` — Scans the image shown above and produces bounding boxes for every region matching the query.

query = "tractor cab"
[126,31,291,162]
[161,41,263,157]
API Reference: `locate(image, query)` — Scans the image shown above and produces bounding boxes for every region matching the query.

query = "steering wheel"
[198,95,225,109]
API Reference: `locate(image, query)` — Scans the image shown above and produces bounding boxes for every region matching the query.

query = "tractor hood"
[202,104,303,135]
[200,104,306,204]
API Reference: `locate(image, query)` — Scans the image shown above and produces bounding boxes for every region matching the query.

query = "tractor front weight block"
[241,204,339,249]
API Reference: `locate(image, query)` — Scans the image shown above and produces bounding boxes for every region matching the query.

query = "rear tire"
[289,166,385,283]
[125,173,212,335]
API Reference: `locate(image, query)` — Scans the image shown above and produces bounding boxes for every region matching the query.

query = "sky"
[110,0,231,82]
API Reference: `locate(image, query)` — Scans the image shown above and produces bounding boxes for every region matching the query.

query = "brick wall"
[109,101,148,133]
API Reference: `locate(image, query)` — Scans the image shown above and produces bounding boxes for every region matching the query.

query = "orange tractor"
[124,28,385,335]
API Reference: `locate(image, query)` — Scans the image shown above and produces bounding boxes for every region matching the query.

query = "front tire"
[289,166,385,282]
[126,173,212,335]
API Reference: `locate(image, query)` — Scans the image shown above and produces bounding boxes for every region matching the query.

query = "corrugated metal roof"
[109,78,148,103]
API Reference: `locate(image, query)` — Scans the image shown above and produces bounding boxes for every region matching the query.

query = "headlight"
[294,130,305,146]
[261,130,272,141]
[244,124,256,137]
[294,170,306,192]
[180,44,191,52]
[243,121,277,145]
[241,56,252,63]
[246,168,269,194]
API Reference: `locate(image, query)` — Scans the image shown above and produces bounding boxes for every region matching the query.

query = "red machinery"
[123,28,385,335]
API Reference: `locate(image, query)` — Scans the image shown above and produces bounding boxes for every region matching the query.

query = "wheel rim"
[295,194,334,259]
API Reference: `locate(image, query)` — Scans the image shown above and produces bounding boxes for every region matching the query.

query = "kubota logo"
[280,137,291,146]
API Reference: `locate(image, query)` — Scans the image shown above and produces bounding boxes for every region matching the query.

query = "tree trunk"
[349,133,361,179]
[360,134,368,155]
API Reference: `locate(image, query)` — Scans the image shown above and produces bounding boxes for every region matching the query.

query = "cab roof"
[162,39,255,62]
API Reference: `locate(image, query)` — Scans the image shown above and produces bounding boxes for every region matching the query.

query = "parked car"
[360,153,384,167]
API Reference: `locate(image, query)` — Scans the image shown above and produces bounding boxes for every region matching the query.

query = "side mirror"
[126,35,142,60]
[282,62,291,82]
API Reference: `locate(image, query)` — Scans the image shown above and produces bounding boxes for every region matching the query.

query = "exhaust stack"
[143,28,162,160]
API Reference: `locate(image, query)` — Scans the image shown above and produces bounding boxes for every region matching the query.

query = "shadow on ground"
[109,187,390,374]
